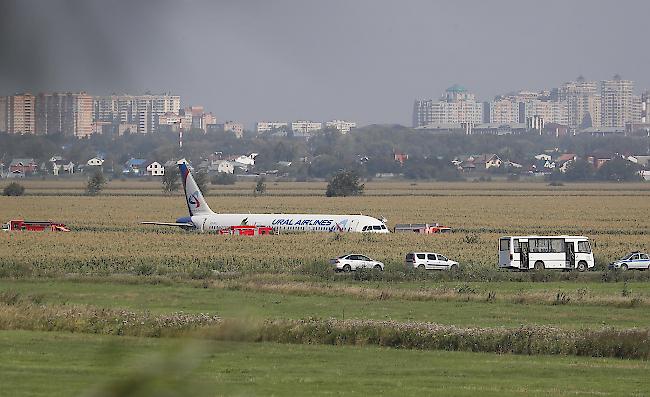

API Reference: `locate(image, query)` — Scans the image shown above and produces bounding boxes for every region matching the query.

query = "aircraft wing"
[141,221,195,227]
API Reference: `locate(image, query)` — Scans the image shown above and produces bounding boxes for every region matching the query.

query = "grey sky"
[1,0,649,126]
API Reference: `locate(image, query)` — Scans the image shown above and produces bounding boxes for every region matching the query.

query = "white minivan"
[405,252,459,271]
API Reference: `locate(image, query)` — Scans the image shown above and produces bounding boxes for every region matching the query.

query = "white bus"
[499,236,594,272]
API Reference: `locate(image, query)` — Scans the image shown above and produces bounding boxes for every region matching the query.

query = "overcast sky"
[1,0,649,126]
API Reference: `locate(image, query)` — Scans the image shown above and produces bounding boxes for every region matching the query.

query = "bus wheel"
[534,261,545,271]
[577,261,588,272]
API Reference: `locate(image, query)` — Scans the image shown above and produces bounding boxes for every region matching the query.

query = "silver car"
[609,252,650,271]
[405,252,459,271]
[330,254,384,272]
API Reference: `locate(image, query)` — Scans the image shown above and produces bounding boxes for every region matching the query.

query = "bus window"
[499,238,510,251]
[550,239,565,253]
[513,239,520,253]
[577,241,591,253]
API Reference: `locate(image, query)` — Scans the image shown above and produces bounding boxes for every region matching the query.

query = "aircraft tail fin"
[178,159,214,216]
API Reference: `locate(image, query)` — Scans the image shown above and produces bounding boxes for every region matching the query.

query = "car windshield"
[621,253,636,260]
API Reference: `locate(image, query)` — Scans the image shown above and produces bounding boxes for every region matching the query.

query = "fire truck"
[218,225,273,236]
[2,220,71,232]
[393,223,451,234]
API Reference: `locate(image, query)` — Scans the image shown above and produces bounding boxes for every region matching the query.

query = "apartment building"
[0,96,7,132]
[257,121,288,133]
[559,78,601,128]
[601,76,634,128]
[413,85,483,128]
[291,120,322,134]
[325,119,357,134]
[7,93,36,134]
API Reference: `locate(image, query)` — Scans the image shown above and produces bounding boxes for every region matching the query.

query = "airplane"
[142,160,390,233]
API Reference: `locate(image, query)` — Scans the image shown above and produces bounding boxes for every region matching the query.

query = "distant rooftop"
[446,84,467,93]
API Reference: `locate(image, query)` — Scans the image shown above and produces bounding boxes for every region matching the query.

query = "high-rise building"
[0,96,7,133]
[7,93,36,134]
[136,94,181,134]
[521,99,569,126]
[488,98,520,124]
[600,75,634,128]
[35,92,93,137]
[412,85,483,128]
[93,94,180,134]
[559,77,601,128]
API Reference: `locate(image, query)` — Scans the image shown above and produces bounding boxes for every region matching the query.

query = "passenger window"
[416,254,425,260]
[632,254,640,260]
[577,241,591,253]
[427,254,436,260]
[641,254,649,260]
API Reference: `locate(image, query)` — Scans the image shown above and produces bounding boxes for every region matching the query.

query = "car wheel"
[576,261,587,272]
[449,264,458,272]
[343,264,351,272]
[417,264,426,271]
[620,264,628,272]
[534,261,545,271]
[374,264,383,271]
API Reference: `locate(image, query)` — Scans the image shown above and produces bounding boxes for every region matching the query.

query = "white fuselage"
[190,213,389,233]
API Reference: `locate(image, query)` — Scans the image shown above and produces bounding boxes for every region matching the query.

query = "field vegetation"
[1,181,650,394]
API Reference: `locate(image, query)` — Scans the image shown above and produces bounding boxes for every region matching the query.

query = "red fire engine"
[218,225,273,236]
[2,220,71,232]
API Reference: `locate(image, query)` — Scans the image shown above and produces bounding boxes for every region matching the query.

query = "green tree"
[211,172,236,185]
[596,157,640,181]
[564,160,595,181]
[3,182,25,196]
[194,170,209,194]
[326,169,364,197]
[254,177,267,196]
[86,171,107,196]
[161,166,180,193]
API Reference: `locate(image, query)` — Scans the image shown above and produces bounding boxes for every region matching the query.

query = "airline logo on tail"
[188,191,201,209]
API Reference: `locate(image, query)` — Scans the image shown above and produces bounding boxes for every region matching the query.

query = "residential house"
[87,157,105,167]
[234,153,257,167]
[9,158,38,175]
[628,155,650,169]
[394,152,409,165]
[123,158,148,176]
[586,153,613,169]
[476,154,502,169]
[209,160,235,174]
[146,161,164,176]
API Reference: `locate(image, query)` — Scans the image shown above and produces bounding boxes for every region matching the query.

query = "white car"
[330,254,384,272]
[609,252,650,271]
[405,252,459,271]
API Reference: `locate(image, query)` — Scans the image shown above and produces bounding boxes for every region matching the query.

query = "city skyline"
[2,0,650,127]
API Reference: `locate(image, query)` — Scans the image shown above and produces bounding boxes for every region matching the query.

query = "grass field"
[2,330,649,397]
[1,180,650,395]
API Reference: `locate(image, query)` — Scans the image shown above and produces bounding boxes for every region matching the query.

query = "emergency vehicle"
[218,225,273,236]
[2,220,70,232]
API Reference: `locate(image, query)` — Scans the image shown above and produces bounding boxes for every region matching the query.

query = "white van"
[405,252,459,271]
